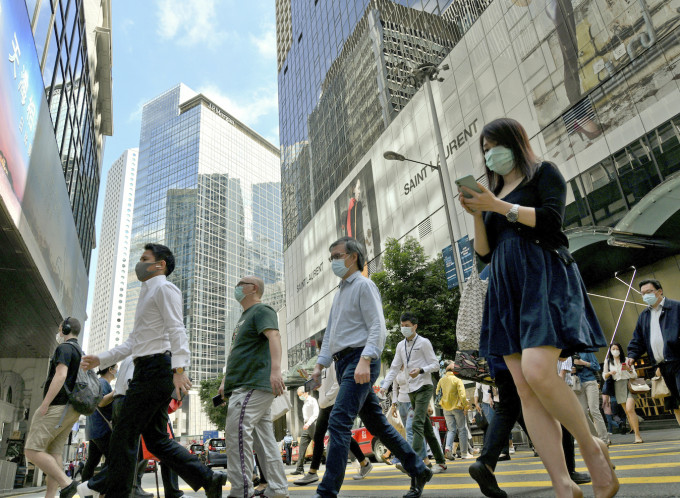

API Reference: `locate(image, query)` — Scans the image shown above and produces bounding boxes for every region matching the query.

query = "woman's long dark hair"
[607,342,626,367]
[479,118,540,194]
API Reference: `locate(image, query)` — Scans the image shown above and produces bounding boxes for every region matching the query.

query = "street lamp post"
[384,63,467,291]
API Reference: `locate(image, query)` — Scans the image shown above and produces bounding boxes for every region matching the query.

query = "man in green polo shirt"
[218,275,288,498]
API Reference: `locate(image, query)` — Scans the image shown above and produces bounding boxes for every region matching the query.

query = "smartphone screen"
[212,394,224,407]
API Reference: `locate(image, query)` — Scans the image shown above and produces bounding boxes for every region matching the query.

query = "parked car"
[189,443,204,456]
[351,415,448,462]
[203,438,228,468]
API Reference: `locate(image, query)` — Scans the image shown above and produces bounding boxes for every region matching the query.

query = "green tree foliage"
[198,377,228,431]
[371,237,460,365]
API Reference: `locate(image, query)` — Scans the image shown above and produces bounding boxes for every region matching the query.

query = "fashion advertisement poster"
[334,160,382,264]
[508,0,680,156]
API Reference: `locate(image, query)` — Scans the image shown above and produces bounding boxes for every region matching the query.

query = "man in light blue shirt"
[311,236,431,498]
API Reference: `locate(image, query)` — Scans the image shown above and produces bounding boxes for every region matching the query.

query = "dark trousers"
[284,444,292,465]
[310,405,365,471]
[82,434,111,482]
[102,355,212,497]
[659,360,680,411]
[479,369,576,473]
[317,350,426,497]
[408,384,445,464]
[295,422,316,471]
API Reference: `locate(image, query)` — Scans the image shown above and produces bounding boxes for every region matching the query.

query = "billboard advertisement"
[0,0,88,319]
[0,0,43,214]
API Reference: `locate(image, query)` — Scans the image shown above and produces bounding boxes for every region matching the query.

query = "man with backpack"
[24,317,84,498]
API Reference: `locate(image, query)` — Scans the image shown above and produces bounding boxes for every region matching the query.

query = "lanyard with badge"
[405,335,419,368]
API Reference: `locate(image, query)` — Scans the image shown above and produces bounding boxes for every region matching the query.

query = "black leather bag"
[602,376,615,396]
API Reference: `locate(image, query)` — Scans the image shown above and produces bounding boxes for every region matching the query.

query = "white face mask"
[611,350,620,358]
[55,333,65,344]
[400,327,413,338]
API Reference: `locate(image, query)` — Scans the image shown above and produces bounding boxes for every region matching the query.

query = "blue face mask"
[234,286,246,302]
[332,259,349,278]
[485,146,515,175]
[642,292,658,306]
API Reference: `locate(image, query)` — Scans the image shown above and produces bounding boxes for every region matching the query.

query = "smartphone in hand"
[455,175,483,198]
[212,394,225,407]
[304,377,321,393]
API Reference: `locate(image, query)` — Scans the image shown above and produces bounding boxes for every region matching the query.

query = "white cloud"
[198,83,278,130]
[250,25,276,59]
[156,0,228,47]
[127,98,147,123]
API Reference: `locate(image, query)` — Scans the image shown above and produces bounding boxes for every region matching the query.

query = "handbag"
[628,378,651,394]
[651,376,671,399]
[602,376,615,396]
[453,350,492,384]
[271,390,292,420]
[455,257,488,351]
[387,405,406,437]
[473,409,488,431]
[571,375,582,393]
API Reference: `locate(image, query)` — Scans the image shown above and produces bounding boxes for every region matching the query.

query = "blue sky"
[84,0,279,346]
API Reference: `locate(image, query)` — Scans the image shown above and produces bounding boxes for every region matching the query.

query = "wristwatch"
[506,204,520,223]
[173,367,185,374]
[361,355,373,361]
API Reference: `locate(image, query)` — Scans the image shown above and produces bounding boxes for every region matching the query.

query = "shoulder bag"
[271,390,292,421]
[628,378,650,394]
[455,257,488,351]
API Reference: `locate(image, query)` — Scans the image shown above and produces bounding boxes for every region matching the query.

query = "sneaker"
[498,453,511,461]
[293,473,319,486]
[395,462,408,474]
[444,448,455,460]
[430,463,447,474]
[77,481,98,498]
[462,453,475,459]
[509,447,515,454]
[290,469,305,476]
[353,461,374,480]
[59,481,79,498]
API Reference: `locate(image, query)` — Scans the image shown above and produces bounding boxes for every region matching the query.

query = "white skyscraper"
[89,149,139,355]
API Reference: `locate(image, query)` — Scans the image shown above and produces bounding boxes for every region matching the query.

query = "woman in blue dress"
[458,118,618,498]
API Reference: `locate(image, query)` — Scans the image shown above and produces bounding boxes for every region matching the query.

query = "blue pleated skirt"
[479,229,606,358]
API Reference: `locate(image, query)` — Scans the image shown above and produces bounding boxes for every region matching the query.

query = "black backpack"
[55,342,103,428]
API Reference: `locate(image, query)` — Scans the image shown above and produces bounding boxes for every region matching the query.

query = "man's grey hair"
[329,236,366,271]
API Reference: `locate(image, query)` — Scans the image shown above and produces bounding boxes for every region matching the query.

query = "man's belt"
[133,350,172,366]
[332,347,362,362]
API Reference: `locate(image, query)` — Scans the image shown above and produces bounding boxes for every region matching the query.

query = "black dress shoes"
[570,471,591,484]
[402,467,433,498]
[205,471,228,498]
[469,461,508,498]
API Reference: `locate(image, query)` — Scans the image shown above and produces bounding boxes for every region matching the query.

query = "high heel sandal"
[592,437,619,497]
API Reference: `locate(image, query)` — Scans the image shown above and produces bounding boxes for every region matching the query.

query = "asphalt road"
[15,427,680,497]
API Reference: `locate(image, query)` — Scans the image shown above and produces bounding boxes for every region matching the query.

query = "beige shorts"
[25,404,80,455]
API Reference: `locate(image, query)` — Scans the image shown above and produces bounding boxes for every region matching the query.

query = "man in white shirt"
[292,386,320,475]
[628,279,680,425]
[380,312,447,474]
[81,244,226,498]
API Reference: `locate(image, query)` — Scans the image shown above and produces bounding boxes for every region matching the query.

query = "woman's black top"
[478,161,570,264]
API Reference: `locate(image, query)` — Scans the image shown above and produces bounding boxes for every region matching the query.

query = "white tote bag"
[271,390,292,421]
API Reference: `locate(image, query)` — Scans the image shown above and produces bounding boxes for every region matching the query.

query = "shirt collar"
[445,371,454,377]
[339,270,361,287]
[651,297,666,311]
[406,334,418,343]
[142,274,167,289]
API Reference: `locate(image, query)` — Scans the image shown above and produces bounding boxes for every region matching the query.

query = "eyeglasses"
[328,253,348,262]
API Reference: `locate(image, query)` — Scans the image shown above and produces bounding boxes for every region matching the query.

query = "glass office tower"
[277,0,465,248]
[126,84,284,435]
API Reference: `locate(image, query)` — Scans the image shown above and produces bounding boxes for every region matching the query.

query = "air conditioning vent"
[418,217,432,238]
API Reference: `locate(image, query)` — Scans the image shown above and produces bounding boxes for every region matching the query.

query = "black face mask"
[135,261,161,281]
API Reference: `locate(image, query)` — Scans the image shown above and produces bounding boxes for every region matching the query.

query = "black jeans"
[81,434,111,482]
[479,369,576,473]
[310,405,365,471]
[659,360,680,411]
[102,355,212,497]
